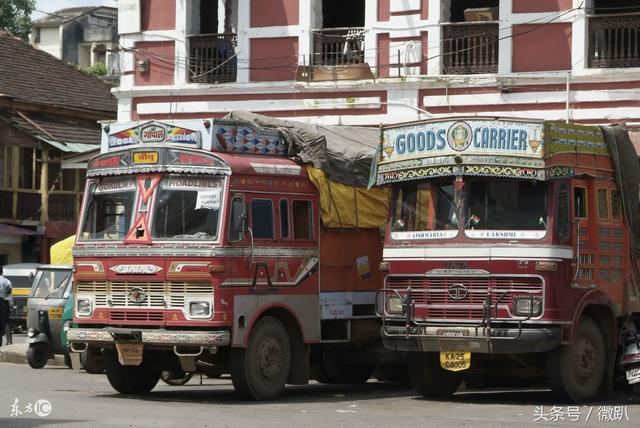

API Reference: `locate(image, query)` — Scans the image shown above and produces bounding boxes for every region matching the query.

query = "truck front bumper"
[67,327,230,348]
[382,325,561,354]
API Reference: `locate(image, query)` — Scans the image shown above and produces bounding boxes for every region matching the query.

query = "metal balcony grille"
[442,22,499,74]
[588,13,640,68]
[188,33,238,83]
[311,27,366,66]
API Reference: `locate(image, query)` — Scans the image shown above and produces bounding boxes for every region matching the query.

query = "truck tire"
[81,347,104,374]
[230,316,291,401]
[320,351,375,384]
[406,352,462,398]
[546,317,605,403]
[103,350,161,394]
[26,343,49,369]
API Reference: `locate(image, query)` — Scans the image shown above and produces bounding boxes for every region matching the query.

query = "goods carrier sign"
[376,118,546,184]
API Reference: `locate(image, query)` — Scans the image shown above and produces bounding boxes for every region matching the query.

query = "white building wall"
[34,27,62,59]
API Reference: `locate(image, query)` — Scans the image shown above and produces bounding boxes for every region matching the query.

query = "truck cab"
[375,118,638,402]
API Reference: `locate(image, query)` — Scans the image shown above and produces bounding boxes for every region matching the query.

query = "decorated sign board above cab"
[376,118,546,185]
[381,118,545,163]
[102,119,286,157]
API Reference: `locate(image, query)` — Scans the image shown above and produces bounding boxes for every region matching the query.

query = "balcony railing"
[588,13,640,68]
[188,34,237,84]
[442,22,499,74]
[311,27,366,66]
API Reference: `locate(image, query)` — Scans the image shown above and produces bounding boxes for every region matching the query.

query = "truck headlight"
[189,301,211,318]
[76,298,92,316]
[386,296,404,315]
[63,321,72,332]
[513,297,542,317]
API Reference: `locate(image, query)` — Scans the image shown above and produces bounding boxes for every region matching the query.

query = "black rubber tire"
[26,343,49,369]
[103,350,161,394]
[81,347,105,374]
[161,370,194,386]
[230,316,291,401]
[63,352,72,369]
[320,351,375,384]
[406,352,462,398]
[546,317,606,403]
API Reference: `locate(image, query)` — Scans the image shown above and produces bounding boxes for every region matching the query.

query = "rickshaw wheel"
[27,343,49,369]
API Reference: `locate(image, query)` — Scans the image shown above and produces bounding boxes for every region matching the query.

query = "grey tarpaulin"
[223,111,379,187]
[601,125,640,255]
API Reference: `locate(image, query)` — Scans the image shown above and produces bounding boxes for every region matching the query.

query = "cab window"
[251,199,274,239]
[292,200,313,239]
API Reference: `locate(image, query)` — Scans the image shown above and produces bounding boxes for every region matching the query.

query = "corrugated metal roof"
[37,138,98,154]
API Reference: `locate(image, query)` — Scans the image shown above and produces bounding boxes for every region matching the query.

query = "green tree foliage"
[83,63,108,77]
[0,0,36,40]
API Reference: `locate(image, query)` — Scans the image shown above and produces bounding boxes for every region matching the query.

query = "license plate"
[437,328,469,337]
[440,351,471,372]
[626,366,640,384]
[115,343,144,366]
[48,308,62,320]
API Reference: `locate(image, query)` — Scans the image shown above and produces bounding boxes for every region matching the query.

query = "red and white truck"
[67,114,395,400]
[374,118,640,402]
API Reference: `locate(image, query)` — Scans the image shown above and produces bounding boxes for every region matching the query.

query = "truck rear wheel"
[231,316,291,401]
[546,317,605,403]
[81,347,104,374]
[103,350,161,394]
[406,352,462,398]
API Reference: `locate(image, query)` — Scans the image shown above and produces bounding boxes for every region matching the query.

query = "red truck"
[374,118,640,402]
[67,115,395,400]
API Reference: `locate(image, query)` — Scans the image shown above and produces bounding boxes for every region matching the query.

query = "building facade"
[31,7,120,77]
[115,0,640,126]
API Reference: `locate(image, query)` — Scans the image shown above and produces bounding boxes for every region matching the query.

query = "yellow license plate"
[48,307,62,320]
[440,351,471,372]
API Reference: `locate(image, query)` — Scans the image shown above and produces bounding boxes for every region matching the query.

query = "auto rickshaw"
[26,265,73,368]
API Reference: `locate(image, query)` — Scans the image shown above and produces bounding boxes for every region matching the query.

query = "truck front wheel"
[230,316,291,401]
[546,317,606,403]
[406,352,462,398]
[103,350,161,394]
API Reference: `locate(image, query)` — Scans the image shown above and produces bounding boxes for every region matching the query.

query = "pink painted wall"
[141,0,176,31]
[378,0,390,22]
[512,23,572,72]
[135,41,175,86]
[512,0,572,13]
[250,37,299,81]
[377,33,390,77]
[251,0,299,27]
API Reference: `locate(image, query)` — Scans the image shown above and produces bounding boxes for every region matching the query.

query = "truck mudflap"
[376,288,562,354]
[67,327,230,348]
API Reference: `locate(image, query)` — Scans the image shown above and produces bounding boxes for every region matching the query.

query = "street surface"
[0,362,638,427]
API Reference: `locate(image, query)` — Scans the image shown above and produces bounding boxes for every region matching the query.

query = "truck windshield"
[391,181,458,235]
[81,178,136,240]
[465,178,547,236]
[152,175,223,240]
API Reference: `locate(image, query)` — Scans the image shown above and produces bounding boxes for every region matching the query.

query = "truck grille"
[386,276,543,320]
[76,280,213,309]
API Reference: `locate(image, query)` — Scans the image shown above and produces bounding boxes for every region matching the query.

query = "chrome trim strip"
[73,246,320,258]
[67,327,230,346]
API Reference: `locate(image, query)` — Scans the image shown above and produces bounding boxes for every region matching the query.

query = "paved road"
[0,362,638,427]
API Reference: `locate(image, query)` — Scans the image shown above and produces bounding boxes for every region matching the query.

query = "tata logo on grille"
[448,283,469,300]
[127,287,147,304]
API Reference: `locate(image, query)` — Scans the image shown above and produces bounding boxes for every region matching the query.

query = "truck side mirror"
[229,196,246,242]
